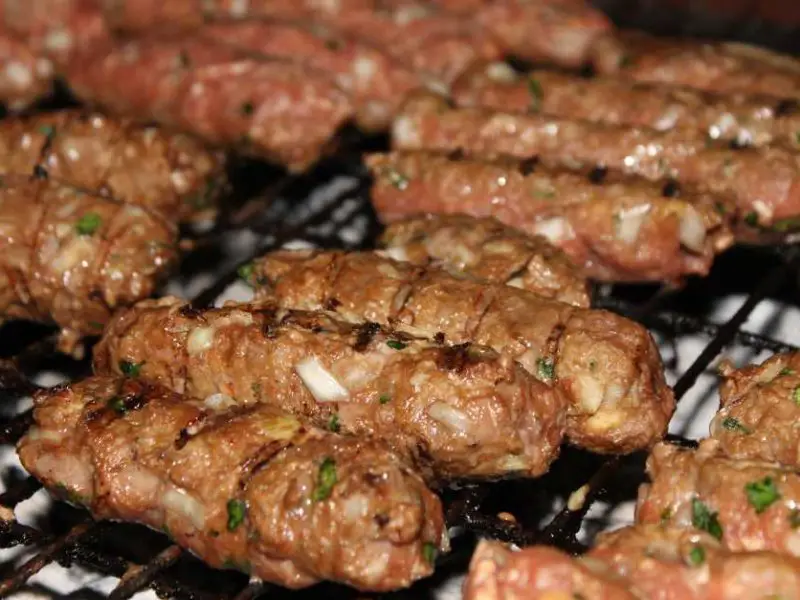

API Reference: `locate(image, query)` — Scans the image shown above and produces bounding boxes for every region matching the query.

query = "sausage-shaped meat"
[637,439,800,556]
[445,0,615,69]
[378,214,591,307]
[198,20,424,131]
[393,93,800,229]
[0,111,227,223]
[94,299,567,481]
[62,34,354,171]
[18,376,446,591]
[466,525,800,600]
[616,32,800,99]
[0,174,178,354]
[325,6,501,85]
[453,61,800,150]
[464,539,636,600]
[0,0,109,66]
[0,31,53,111]
[710,353,800,468]
[368,151,733,283]
[246,250,674,454]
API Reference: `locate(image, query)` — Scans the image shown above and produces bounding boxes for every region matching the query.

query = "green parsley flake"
[379,394,391,405]
[714,202,727,215]
[107,396,127,415]
[793,386,800,406]
[387,168,409,190]
[527,77,543,112]
[536,357,555,382]
[227,499,246,531]
[76,212,102,235]
[240,101,254,116]
[660,507,672,524]
[312,457,337,502]
[386,339,407,350]
[744,212,759,227]
[745,477,780,514]
[686,545,705,567]
[691,498,723,540]
[119,360,142,377]
[773,216,800,233]
[328,413,340,433]
[795,131,800,146]
[37,124,56,138]
[422,542,438,565]
[780,367,795,377]
[237,262,255,284]
[721,416,751,434]
[790,509,800,529]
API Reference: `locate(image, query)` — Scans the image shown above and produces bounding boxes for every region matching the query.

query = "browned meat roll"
[61,34,354,171]
[368,151,733,283]
[0,31,53,111]
[93,299,567,481]
[453,61,800,150]
[0,174,178,354]
[637,439,800,556]
[465,525,800,600]
[0,111,227,223]
[710,353,800,468]
[378,214,591,307]
[17,376,447,591]
[615,31,800,99]
[196,19,425,131]
[245,250,674,454]
[392,93,800,230]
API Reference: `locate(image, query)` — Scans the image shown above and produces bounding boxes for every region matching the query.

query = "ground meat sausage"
[368,151,733,283]
[0,174,178,354]
[0,111,227,223]
[453,61,800,150]
[378,213,591,307]
[17,376,446,591]
[93,299,567,481]
[61,34,354,171]
[637,439,800,556]
[392,93,800,229]
[246,249,674,454]
[465,525,800,599]
[710,352,800,468]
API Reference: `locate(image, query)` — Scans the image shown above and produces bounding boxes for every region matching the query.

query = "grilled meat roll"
[18,376,446,591]
[94,299,567,481]
[368,151,732,283]
[453,61,800,150]
[0,111,227,223]
[62,34,353,171]
[392,93,800,229]
[246,250,674,454]
[378,214,591,307]
[616,32,800,98]
[465,525,800,600]
[710,353,800,468]
[0,174,177,354]
[197,20,424,131]
[0,31,53,111]
[637,439,800,556]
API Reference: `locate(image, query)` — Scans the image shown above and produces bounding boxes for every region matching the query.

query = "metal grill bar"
[108,545,183,600]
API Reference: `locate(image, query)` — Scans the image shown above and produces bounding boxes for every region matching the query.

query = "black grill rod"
[108,544,183,600]
[0,476,42,508]
[596,296,799,355]
[534,248,800,548]
[0,521,94,597]
[232,580,269,600]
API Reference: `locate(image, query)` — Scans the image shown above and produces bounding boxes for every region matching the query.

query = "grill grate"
[3,6,800,600]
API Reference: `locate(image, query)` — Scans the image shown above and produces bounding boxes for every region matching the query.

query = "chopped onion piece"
[204,393,237,411]
[379,246,409,263]
[295,357,350,402]
[614,204,651,245]
[163,487,206,530]
[486,61,518,83]
[428,402,470,433]
[187,326,214,355]
[679,207,707,253]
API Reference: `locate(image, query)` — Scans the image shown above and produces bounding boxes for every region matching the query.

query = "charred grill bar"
[2,3,800,600]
